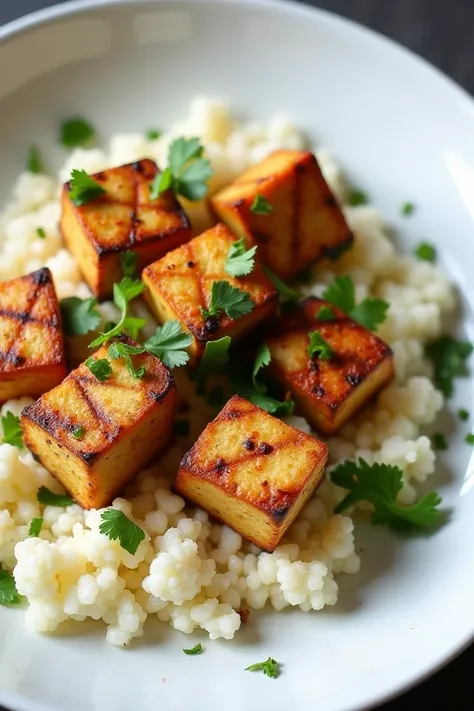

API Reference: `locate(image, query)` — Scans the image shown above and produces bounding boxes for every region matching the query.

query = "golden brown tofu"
[142,223,278,365]
[0,268,67,403]
[211,150,352,280]
[175,394,328,551]
[21,340,176,509]
[266,297,394,435]
[60,159,192,300]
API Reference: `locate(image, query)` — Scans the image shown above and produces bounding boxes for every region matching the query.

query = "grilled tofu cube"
[21,341,176,509]
[266,297,394,435]
[211,150,352,280]
[142,223,278,365]
[0,268,67,403]
[60,159,192,300]
[175,394,328,551]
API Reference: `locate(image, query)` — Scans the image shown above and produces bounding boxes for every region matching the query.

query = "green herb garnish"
[68,169,106,207]
[146,129,162,141]
[108,341,146,380]
[89,277,145,348]
[458,409,470,421]
[60,296,101,337]
[60,117,96,148]
[85,356,113,382]
[120,250,138,278]
[331,458,442,531]
[348,189,368,206]
[0,568,22,606]
[99,509,145,555]
[401,202,415,216]
[307,331,334,360]
[432,433,448,451]
[37,486,74,507]
[322,275,388,331]
[465,434,474,445]
[414,242,437,263]
[261,266,300,302]
[252,343,271,391]
[225,238,257,278]
[144,320,192,369]
[425,336,473,398]
[316,305,336,321]
[250,194,273,215]
[2,412,23,449]
[201,281,254,321]
[36,227,46,239]
[183,643,203,655]
[150,137,212,201]
[72,425,85,440]
[27,145,43,174]
[245,657,279,678]
[28,517,43,537]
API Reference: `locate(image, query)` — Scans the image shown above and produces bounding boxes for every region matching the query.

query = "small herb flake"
[261,266,300,302]
[60,117,96,148]
[465,434,474,445]
[183,643,203,655]
[0,568,22,606]
[348,189,368,206]
[253,343,271,391]
[201,281,254,321]
[72,425,85,440]
[322,275,388,331]
[68,169,106,207]
[146,129,162,141]
[224,238,258,278]
[99,509,145,555]
[37,486,74,507]
[401,201,415,216]
[144,320,192,369]
[250,194,273,215]
[317,305,336,321]
[36,227,46,239]
[150,137,212,201]
[425,336,473,398]
[432,433,448,451]
[108,341,146,380]
[245,657,280,679]
[89,276,145,349]
[85,356,113,382]
[27,145,43,174]
[458,409,470,421]
[28,517,43,537]
[414,242,437,263]
[1,412,23,449]
[307,331,334,360]
[60,296,101,337]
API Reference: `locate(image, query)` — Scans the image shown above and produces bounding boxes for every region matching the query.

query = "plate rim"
[0,1,473,710]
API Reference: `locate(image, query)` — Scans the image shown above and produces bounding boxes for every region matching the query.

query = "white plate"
[1,1,474,710]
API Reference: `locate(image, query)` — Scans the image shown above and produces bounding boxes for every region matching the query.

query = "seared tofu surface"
[0,268,67,403]
[21,342,177,509]
[211,150,352,280]
[267,297,394,435]
[142,223,278,364]
[60,159,192,299]
[175,394,328,551]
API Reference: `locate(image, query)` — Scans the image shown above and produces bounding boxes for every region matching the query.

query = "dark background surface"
[0,0,473,709]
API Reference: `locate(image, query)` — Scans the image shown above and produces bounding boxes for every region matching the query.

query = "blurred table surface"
[0,1,473,710]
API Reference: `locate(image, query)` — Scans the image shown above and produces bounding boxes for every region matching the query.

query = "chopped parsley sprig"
[245,657,280,678]
[322,275,388,331]
[230,348,294,417]
[150,137,212,201]
[307,331,333,360]
[331,458,442,531]
[99,509,145,555]
[2,412,23,448]
[28,517,43,537]
[89,277,145,348]
[201,281,254,321]
[225,239,257,278]
[60,296,101,337]
[37,486,74,508]
[108,341,146,380]
[68,169,106,206]
[0,568,22,606]
[85,356,113,382]
[425,336,473,397]
[144,320,193,369]
[183,643,203,655]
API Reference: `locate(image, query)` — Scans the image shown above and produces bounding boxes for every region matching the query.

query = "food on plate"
[175,394,328,551]
[0,267,67,402]
[0,97,462,648]
[142,223,278,364]
[60,159,192,299]
[266,297,394,434]
[21,338,176,508]
[211,150,352,279]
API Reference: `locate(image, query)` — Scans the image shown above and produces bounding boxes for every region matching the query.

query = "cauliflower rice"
[0,97,453,646]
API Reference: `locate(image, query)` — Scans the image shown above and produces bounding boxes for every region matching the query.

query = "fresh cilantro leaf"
[350,297,389,332]
[248,391,295,417]
[250,194,273,215]
[465,434,474,445]
[415,242,437,263]
[183,643,203,655]
[229,360,294,417]
[201,281,254,321]
[99,509,145,555]
[85,356,112,382]
[225,238,258,278]
[425,336,473,397]
[432,433,448,451]
[253,343,271,391]
[60,117,96,148]
[120,250,138,277]
[196,337,232,381]
[144,320,192,369]
[458,409,470,421]
[0,568,22,606]
[72,425,85,440]
[36,227,46,239]
[68,169,106,206]
[27,145,43,174]
[37,486,74,507]
[28,517,43,537]
[348,189,368,206]
[322,275,388,331]
[245,657,279,678]
[401,201,415,216]
[307,331,333,360]
[146,129,161,141]
[150,137,212,201]
[60,296,101,337]
[2,412,23,448]
[108,341,146,379]
[317,305,336,321]
[331,458,442,531]
[89,277,145,348]
[174,420,190,437]
[262,266,300,302]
